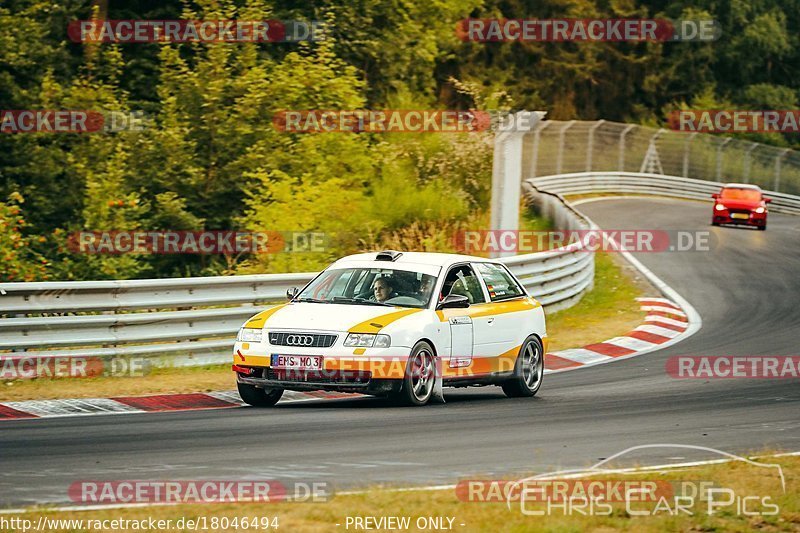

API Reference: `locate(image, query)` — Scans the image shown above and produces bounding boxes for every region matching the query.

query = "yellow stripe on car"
[348,308,422,333]
[244,304,287,329]
[436,297,540,321]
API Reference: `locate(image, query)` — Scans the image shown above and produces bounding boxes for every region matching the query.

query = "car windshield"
[721,188,761,201]
[297,268,438,309]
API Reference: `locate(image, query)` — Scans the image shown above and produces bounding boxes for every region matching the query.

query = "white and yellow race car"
[233,251,547,406]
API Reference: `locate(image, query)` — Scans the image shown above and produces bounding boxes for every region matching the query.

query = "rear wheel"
[502,336,544,398]
[393,341,436,406]
[758,223,767,231]
[237,382,283,407]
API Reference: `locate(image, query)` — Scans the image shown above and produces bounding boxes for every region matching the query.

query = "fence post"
[556,120,575,175]
[743,142,758,183]
[490,111,545,258]
[715,138,732,181]
[619,124,635,172]
[640,128,665,174]
[774,149,790,192]
[586,120,604,172]
[682,132,697,178]
[530,121,550,178]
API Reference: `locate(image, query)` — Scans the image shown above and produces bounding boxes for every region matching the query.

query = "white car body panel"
[233,251,547,396]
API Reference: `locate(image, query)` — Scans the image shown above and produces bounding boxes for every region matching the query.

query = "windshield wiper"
[294,297,330,304]
[332,296,393,307]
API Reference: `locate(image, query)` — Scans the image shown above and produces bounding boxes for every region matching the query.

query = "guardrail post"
[491,111,545,258]
[586,120,604,172]
[640,129,665,174]
[774,149,790,191]
[556,120,575,175]
[530,121,550,178]
[619,124,635,172]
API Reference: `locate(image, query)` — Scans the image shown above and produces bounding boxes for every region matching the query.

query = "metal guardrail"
[5,169,799,367]
[530,172,800,215]
[0,232,595,364]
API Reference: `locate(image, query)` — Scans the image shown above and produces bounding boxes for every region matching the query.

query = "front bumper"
[713,211,766,226]
[233,340,411,393]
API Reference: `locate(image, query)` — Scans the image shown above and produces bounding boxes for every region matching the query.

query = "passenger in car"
[416,276,435,300]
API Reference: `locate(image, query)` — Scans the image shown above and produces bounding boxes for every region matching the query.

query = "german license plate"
[271,354,323,370]
[731,213,749,220]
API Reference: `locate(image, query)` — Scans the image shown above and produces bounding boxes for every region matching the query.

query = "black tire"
[502,336,544,398]
[392,341,436,406]
[238,382,283,407]
[758,224,767,231]
[711,221,720,226]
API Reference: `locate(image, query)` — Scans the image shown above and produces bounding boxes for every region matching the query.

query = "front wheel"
[392,341,436,406]
[502,336,544,398]
[238,382,283,407]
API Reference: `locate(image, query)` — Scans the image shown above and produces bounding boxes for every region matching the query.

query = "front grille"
[268,332,337,348]
[266,368,371,385]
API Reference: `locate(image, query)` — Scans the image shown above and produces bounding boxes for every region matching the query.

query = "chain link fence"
[523,120,800,195]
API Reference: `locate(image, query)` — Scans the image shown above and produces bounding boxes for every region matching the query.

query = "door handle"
[487,318,495,324]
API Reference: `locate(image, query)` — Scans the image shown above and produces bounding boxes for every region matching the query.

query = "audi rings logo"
[285,335,314,346]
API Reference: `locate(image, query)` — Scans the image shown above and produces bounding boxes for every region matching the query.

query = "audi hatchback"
[232,251,547,406]
[711,184,771,230]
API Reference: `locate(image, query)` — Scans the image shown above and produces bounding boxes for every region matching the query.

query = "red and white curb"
[0,297,694,421]
[544,297,691,372]
[0,390,357,420]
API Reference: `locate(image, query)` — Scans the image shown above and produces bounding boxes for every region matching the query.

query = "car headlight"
[238,328,262,343]
[344,333,391,348]
[755,206,765,213]
[715,204,726,211]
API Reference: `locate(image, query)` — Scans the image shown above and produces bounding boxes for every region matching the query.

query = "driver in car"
[370,277,398,303]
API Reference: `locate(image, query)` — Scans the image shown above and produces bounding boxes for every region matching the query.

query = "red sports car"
[711,184,771,230]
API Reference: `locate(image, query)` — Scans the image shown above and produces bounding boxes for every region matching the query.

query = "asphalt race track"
[1,198,799,509]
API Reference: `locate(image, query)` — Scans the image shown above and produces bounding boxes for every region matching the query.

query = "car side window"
[475,263,525,301]
[440,265,486,304]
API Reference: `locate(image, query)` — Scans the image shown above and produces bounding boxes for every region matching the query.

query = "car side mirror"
[437,294,470,309]
[286,287,299,300]
[764,197,772,203]
[711,193,719,199]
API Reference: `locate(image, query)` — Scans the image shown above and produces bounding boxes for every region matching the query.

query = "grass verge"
[3,454,797,532]
[545,251,647,352]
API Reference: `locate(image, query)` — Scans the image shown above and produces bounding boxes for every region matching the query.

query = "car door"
[437,264,481,368]
[472,262,529,360]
